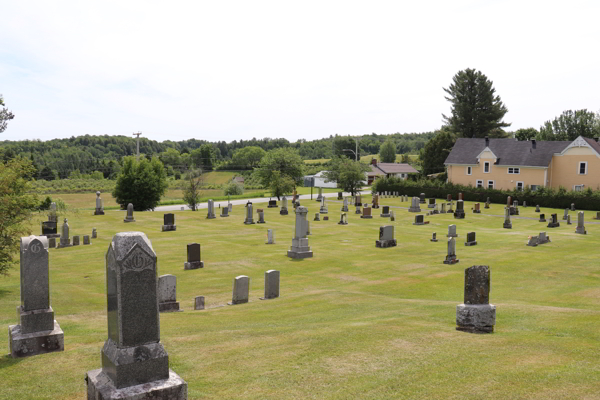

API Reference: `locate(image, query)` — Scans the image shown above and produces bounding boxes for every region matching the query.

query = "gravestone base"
[206,214,216,220]
[484,204,490,209]
[123,217,135,223]
[9,320,64,358]
[280,209,289,215]
[547,221,560,228]
[341,207,349,212]
[453,211,465,219]
[526,238,538,246]
[503,222,512,229]
[413,221,429,226]
[18,305,55,333]
[539,217,546,222]
[161,225,177,232]
[464,240,477,246]
[159,301,181,313]
[267,204,278,208]
[44,233,61,239]
[85,368,187,400]
[456,304,496,334]
[372,205,379,209]
[428,204,435,209]
[287,238,313,259]
[380,213,390,218]
[257,220,266,224]
[244,219,255,225]
[376,239,397,248]
[57,239,72,248]
[360,215,373,219]
[432,210,439,215]
[319,208,328,214]
[538,236,551,244]
[443,255,459,264]
[184,261,204,270]
[220,213,229,218]
[472,209,481,214]
[408,206,421,213]
[430,237,438,242]
[575,227,587,235]
[338,220,348,225]
[94,209,105,215]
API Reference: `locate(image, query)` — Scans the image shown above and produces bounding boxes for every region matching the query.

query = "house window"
[578,162,587,175]
[508,167,520,174]
[488,180,494,189]
[466,166,472,175]
[476,180,483,188]
[484,162,490,173]
[530,185,540,191]
[516,181,524,191]
[574,185,584,192]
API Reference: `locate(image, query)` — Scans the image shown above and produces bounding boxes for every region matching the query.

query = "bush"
[372,177,600,210]
[223,181,244,196]
[112,156,168,211]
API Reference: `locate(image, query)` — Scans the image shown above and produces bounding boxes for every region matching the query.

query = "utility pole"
[133,132,142,161]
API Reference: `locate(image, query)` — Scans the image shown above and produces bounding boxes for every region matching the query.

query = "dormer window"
[484,162,490,173]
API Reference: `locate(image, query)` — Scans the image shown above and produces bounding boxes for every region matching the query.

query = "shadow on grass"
[0,354,22,369]
[0,288,13,300]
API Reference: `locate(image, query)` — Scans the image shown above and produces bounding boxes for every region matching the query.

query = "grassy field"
[1,196,599,399]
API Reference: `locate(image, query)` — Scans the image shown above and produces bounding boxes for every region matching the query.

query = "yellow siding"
[447,160,546,190]
[550,147,600,190]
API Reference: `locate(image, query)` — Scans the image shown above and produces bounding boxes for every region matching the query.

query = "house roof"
[373,163,419,174]
[444,138,571,167]
[368,165,387,176]
[583,137,600,155]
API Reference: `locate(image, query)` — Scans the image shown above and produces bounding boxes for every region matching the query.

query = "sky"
[1,0,599,144]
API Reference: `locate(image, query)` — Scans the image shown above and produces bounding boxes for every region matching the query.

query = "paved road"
[153,190,372,211]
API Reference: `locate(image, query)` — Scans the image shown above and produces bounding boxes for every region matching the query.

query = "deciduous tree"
[256,148,304,199]
[420,130,456,176]
[112,156,168,211]
[183,168,203,211]
[537,109,600,141]
[379,139,396,163]
[0,95,15,134]
[323,157,369,196]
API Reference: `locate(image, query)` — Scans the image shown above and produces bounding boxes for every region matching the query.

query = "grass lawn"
[1,196,599,399]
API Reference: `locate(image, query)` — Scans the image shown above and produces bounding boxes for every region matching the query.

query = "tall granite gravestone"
[73,235,80,246]
[85,232,187,399]
[440,203,446,214]
[465,232,477,246]
[390,211,395,221]
[571,203,576,211]
[337,192,343,200]
[338,213,348,225]
[320,196,328,214]
[315,187,323,202]
[124,203,135,222]
[266,229,275,244]
[94,191,105,215]
[506,196,512,207]
[184,243,203,270]
[485,197,490,209]
[355,205,362,214]
[443,237,459,264]
[380,206,390,217]
[244,202,255,224]
[503,207,512,229]
[194,296,205,310]
[535,205,540,213]
[523,201,527,208]
[361,207,373,219]
[220,206,229,217]
[431,232,438,242]
[413,215,428,225]
[575,211,587,234]
[341,197,349,212]
[372,194,379,209]
[257,209,266,224]
[376,225,397,248]
[206,199,216,219]
[260,270,280,300]
[228,203,233,213]
[447,224,458,238]
[41,220,59,238]
[566,214,572,225]
[9,235,64,358]
[268,198,278,208]
[473,203,481,214]
[458,193,464,201]
[428,198,435,208]
[287,206,313,259]
[456,265,496,334]
[547,213,560,228]
[539,213,546,222]
[229,276,249,305]
[58,218,72,248]
[162,213,176,231]
[280,196,289,215]
[512,200,519,216]
[314,212,321,222]
[563,208,569,221]
[83,235,91,245]
[158,275,181,312]
[355,193,362,207]
[419,193,426,204]
[409,197,421,212]
[454,200,465,219]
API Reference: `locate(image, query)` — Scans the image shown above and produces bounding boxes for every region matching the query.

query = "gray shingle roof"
[444,138,571,167]
[375,163,419,174]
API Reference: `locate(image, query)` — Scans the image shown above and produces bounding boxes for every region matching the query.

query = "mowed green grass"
[0,197,599,399]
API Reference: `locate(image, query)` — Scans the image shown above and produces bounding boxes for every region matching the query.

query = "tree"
[515,127,538,141]
[323,157,369,196]
[420,130,456,176]
[0,157,38,275]
[256,148,304,199]
[0,94,15,134]
[112,156,168,211]
[183,169,203,211]
[223,181,244,196]
[379,139,396,163]
[333,136,359,159]
[443,68,511,138]
[230,146,266,169]
[537,109,600,141]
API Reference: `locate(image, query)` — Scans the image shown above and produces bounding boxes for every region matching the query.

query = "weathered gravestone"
[539,213,546,222]
[567,214,572,225]
[92,228,97,239]
[162,213,176,231]
[443,237,459,264]
[454,200,465,219]
[268,198,278,208]
[456,265,496,334]
[361,207,373,219]
[257,209,266,224]
[594,211,600,220]
[266,229,275,244]
[229,275,249,305]
[432,203,440,215]
[413,214,428,225]
[527,232,551,246]
[430,232,438,242]
[94,191,105,215]
[314,212,320,221]
[523,200,527,208]
[512,200,519,216]
[447,200,454,213]
[260,270,280,300]
[380,206,390,218]
[184,243,204,270]
[547,213,560,228]
[563,208,569,221]
[390,211,395,221]
[485,197,490,209]
[473,203,481,214]
[408,197,421,213]
[535,205,540,213]
[9,235,64,358]
[85,232,187,398]
[244,202,255,224]
[123,203,135,222]
[287,206,313,259]
[48,237,56,248]
[571,203,576,211]
[447,194,452,202]
[220,206,229,217]
[575,211,587,234]
[376,225,397,248]
[337,192,343,200]
[428,198,435,208]
[503,207,512,229]
[228,203,233,213]
[355,193,362,207]
[447,224,458,238]
[58,218,71,248]
[194,296,205,310]
[338,213,348,225]
[323,216,329,221]
[419,193,426,204]
[355,205,362,214]
[73,235,80,246]
[341,197,349,212]
[458,192,464,201]
[319,196,328,214]
[158,275,181,312]
[83,235,91,245]
[206,199,216,219]
[440,203,446,214]
[48,202,58,223]
[316,187,323,202]
[372,194,379,209]
[280,196,289,215]
[465,232,477,246]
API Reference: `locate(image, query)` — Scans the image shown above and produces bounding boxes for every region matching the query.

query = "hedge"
[372,177,600,211]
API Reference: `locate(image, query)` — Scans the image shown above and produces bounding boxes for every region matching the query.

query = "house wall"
[447,159,546,190]
[550,147,600,190]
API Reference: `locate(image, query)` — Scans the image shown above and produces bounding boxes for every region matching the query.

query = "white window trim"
[530,184,540,191]
[516,181,524,191]
[508,167,520,174]
[483,161,491,173]
[487,180,495,189]
[476,180,483,188]
[578,162,587,175]
[574,185,584,191]
[466,166,472,175]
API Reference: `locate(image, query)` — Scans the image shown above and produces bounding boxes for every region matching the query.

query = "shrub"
[223,181,244,196]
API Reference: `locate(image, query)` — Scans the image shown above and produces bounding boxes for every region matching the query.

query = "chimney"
[595,138,599,142]
[371,158,377,166]
[485,136,489,147]
[532,139,536,149]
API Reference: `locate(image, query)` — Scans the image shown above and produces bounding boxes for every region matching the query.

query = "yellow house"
[444,136,600,191]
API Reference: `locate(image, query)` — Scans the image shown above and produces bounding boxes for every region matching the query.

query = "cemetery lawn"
[1,198,599,399]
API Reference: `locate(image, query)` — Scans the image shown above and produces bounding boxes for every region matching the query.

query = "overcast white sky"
[1,1,598,144]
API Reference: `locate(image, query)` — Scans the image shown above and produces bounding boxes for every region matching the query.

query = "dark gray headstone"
[184,243,203,270]
[262,270,280,300]
[465,232,477,246]
[456,265,495,334]
[376,225,396,248]
[464,265,490,304]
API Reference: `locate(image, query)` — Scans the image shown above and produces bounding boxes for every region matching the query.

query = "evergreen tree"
[443,69,510,138]
[420,130,456,176]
